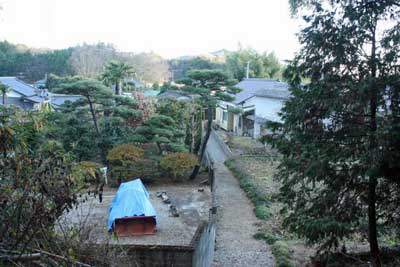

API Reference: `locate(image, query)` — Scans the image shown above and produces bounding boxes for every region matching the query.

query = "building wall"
[215,106,229,130]
[244,96,284,123]
[238,96,285,138]
[233,114,243,135]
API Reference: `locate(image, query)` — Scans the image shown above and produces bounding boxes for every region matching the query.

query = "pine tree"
[134,114,185,154]
[55,79,141,162]
[176,69,239,179]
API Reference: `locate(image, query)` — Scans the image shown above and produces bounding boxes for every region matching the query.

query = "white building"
[215,78,290,138]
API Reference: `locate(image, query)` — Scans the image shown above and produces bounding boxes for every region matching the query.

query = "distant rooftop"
[0,77,81,109]
[0,77,36,96]
[234,78,290,104]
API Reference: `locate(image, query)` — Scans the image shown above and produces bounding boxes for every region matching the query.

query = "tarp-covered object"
[108,179,156,231]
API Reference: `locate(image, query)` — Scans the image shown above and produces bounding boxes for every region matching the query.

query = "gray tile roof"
[233,78,290,104]
[0,77,36,96]
[0,77,81,109]
[49,94,81,107]
[25,95,46,103]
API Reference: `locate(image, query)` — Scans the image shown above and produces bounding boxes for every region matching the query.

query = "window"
[222,111,228,121]
[238,116,242,128]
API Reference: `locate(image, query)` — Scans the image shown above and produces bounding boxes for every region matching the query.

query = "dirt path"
[206,133,274,267]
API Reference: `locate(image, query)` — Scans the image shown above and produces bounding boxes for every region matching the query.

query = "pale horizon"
[0,0,301,61]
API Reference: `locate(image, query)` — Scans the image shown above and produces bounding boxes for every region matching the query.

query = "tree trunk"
[368,176,381,267]
[190,106,212,180]
[88,97,107,163]
[115,79,120,95]
[156,142,162,155]
[2,93,5,105]
[368,22,381,267]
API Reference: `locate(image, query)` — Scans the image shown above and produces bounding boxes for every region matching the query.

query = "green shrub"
[107,144,157,186]
[78,161,103,183]
[254,232,281,245]
[271,241,295,267]
[107,144,144,162]
[255,205,271,220]
[160,152,198,180]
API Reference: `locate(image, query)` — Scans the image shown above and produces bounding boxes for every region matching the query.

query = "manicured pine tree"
[177,69,239,179]
[55,79,141,162]
[134,114,185,154]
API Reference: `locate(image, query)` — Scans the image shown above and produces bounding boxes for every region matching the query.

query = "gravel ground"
[206,134,274,267]
[59,182,211,246]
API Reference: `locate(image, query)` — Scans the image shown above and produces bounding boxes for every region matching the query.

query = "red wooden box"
[113,216,156,237]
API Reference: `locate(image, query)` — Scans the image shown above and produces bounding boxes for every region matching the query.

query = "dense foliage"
[134,114,185,154]
[53,79,142,162]
[177,69,240,179]
[160,152,198,180]
[170,48,284,81]
[106,144,157,186]
[156,98,202,153]
[0,41,74,82]
[267,1,400,266]
[0,106,87,265]
[101,60,135,95]
[0,41,169,83]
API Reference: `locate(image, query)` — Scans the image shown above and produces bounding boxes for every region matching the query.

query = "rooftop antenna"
[246,61,250,79]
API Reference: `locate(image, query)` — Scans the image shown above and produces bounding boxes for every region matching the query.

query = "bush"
[107,144,144,162]
[160,152,198,180]
[255,204,271,220]
[107,144,152,186]
[271,241,295,267]
[78,161,103,183]
[254,232,281,245]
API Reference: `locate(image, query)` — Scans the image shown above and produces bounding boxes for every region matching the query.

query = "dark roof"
[49,94,81,107]
[24,95,46,103]
[0,77,36,96]
[234,78,290,104]
[0,77,81,109]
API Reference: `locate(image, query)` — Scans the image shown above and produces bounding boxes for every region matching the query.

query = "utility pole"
[246,61,250,79]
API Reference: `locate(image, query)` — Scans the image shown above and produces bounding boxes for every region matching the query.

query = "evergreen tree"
[267,1,400,266]
[134,114,185,154]
[177,69,239,179]
[55,79,141,162]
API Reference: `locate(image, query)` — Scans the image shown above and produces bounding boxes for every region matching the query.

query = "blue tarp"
[108,178,156,231]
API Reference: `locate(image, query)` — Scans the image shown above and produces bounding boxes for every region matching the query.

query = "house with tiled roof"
[215,78,290,138]
[0,77,81,110]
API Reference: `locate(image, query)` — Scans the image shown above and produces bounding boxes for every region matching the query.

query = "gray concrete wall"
[192,222,216,267]
[211,130,233,159]
[191,150,218,267]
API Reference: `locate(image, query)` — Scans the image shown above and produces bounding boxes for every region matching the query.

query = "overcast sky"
[0,0,301,60]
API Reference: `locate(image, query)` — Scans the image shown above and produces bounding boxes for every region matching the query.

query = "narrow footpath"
[206,133,274,267]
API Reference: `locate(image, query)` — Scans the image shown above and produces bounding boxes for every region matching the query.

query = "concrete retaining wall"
[191,150,218,267]
[211,130,233,159]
